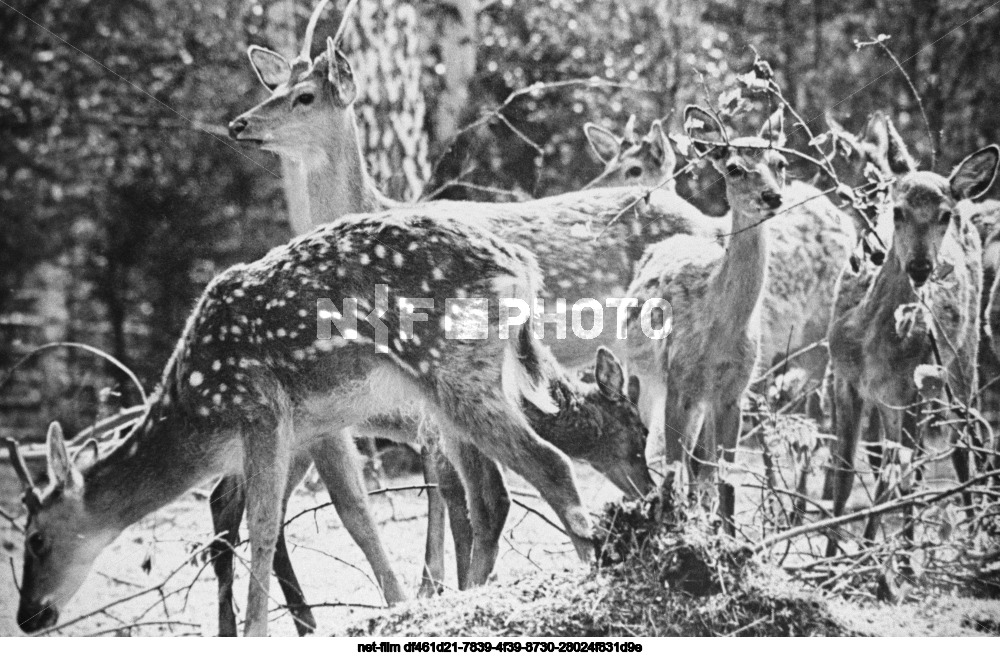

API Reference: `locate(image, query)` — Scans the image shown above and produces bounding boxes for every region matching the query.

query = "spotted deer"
[225,0,701,608]
[825,125,997,556]
[621,106,789,529]
[9,211,625,636]
[586,115,856,423]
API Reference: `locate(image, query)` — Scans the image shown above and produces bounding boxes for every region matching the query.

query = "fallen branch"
[754,467,1000,553]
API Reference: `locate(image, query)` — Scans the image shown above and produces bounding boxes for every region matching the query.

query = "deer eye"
[893,207,905,223]
[27,532,47,558]
[726,164,746,178]
[939,210,953,225]
[625,166,643,179]
[293,92,315,107]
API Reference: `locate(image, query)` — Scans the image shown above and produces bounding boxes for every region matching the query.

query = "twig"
[299,600,383,611]
[9,556,20,593]
[511,498,567,536]
[752,340,828,384]
[855,35,936,169]
[368,483,437,496]
[282,483,436,529]
[0,506,25,533]
[724,615,767,636]
[742,484,830,519]
[0,341,147,405]
[83,620,200,637]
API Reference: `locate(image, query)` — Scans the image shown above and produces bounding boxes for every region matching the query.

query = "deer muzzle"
[17,598,58,633]
[906,258,933,287]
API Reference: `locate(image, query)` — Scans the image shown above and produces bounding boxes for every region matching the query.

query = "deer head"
[891,145,999,287]
[228,0,358,158]
[581,347,653,496]
[826,111,917,189]
[12,423,107,633]
[685,106,787,217]
[584,116,677,190]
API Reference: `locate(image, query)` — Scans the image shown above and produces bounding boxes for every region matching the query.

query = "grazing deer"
[10,212,615,636]
[825,123,997,556]
[585,115,856,421]
[226,3,699,607]
[621,106,787,530]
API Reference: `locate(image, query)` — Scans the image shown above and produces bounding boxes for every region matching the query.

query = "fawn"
[621,106,788,528]
[585,115,856,423]
[825,118,997,556]
[10,212,613,636]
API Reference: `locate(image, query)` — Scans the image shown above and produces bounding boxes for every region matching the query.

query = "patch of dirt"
[1,464,627,636]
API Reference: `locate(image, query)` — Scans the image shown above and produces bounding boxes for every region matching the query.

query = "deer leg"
[713,399,742,536]
[272,450,316,636]
[242,417,292,637]
[950,422,974,516]
[309,429,408,606]
[440,439,510,588]
[863,406,905,545]
[437,453,474,589]
[209,475,246,637]
[663,391,698,498]
[792,445,811,526]
[826,380,863,558]
[452,401,592,565]
[418,444,448,597]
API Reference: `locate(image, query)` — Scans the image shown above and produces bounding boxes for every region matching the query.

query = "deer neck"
[713,202,769,327]
[82,394,231,530]
[282,112,392,234]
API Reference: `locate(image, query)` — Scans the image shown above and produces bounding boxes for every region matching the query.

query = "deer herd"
[5,0,1000,637]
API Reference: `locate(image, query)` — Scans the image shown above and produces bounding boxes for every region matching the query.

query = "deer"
[823,111,999,491]
[585,114,856,427]
[8,208,650,635]
[824,116,997,557]
[620,106,788,531]
[222,0,709,612]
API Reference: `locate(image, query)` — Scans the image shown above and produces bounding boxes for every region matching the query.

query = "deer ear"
[247,45,290,90]
[584,123,620,164]
[684,106,725,158]
[646,120,676,177]
[595,347,626,400]
[325,37,356,106]
[46,422,74,489]
[758,108,786,147]
[951,145,1000,201]
[863,112,914,175]
[73,439,100,473]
